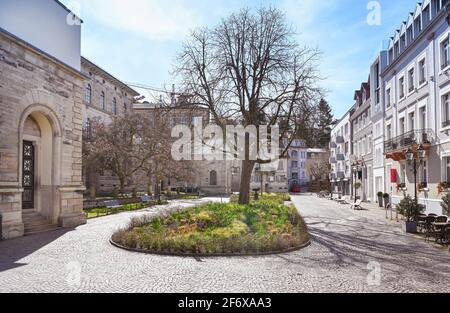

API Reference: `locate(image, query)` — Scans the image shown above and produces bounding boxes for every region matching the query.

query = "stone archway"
[18,105,63,224]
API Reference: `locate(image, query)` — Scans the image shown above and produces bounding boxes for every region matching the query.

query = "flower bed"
[111,197,309,256]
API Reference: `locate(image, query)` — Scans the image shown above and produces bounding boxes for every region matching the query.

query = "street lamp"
[405,145,426,202]
[351,161,361,203]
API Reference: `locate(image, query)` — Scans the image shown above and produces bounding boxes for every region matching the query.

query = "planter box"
[405,221,418,234]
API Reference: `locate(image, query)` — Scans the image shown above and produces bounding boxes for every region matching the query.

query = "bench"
[104,200,122,214]
[141,195,153,203]
[350,199,363,210]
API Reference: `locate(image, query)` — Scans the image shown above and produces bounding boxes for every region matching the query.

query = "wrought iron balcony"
[337,172,345,179]
[384,129,434,156]
[329,157,337,164]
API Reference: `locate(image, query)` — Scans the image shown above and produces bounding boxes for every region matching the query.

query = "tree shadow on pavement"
[0,228,73,272]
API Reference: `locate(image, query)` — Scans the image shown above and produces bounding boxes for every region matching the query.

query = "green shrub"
[396,195,425,222]
[112,198,308,255]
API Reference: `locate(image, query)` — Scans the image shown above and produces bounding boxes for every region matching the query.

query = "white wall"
[0,0,81,70]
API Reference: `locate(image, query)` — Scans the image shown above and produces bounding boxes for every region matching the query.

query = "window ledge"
[417,81,427,90]
[439,64,450,75]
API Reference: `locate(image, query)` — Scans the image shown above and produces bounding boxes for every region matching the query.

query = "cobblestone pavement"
[0,195,449,293]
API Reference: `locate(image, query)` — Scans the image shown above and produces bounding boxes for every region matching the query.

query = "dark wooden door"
[22,141,35,210]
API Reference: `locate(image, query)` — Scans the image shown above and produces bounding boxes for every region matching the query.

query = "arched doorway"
[19,107,62,224]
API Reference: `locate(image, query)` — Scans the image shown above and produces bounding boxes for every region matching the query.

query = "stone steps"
[22,211,60,236]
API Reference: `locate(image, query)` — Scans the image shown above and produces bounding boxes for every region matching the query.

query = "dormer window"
[400,34,406,51]
[389,48,394,63]
[414,17,421,35]
[407,26,413,44]
[422,5,430,27]
[394,42,400,57]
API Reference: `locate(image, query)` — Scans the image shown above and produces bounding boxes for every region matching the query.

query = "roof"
[0,27,86,79]
[53,0,83,23]
[81,57,139,96]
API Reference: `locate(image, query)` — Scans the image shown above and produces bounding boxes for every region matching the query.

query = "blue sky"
[61,0,418,119]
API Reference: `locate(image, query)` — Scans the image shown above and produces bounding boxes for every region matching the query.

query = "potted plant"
[377,192,384,207]
[417,182,427,193]
[396,182,406,192]
[438,182,448,194]
[383,193,390,208]
[396,195,425,233]
[441,193,450,216]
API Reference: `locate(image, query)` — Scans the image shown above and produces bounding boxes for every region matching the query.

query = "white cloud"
[68,0,203,41]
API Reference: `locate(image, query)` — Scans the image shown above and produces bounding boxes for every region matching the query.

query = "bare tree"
[307,161,331,181]
[84,113,170,194]
[174,7,322,204]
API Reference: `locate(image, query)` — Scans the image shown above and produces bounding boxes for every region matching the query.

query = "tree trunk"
[238,160,255,204]
[119,178,125,195]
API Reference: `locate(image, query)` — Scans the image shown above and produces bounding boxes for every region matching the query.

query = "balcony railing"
[329,157,337,164]
[336,154,345,161]
[384,129,434,153]
[337,172,345,179]
[330,142,337,149]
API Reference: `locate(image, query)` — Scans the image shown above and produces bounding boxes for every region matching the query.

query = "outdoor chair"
[435,225,450,245]
[435,216,448,223]
[417,214,428,233]
[350,200,363,210]
[424,216,437,242]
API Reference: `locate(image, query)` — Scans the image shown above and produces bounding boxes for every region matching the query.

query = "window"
[441,37,450,69]
[386,124,392,140]
[443,94,450,128]
[399,117,406,135]
[408,68,415,92]
[386,88,391,108]
[100,92,105,110]
[389,48,394,63]
[414,17,421,35]
[409,112,415,131]
[420,161,428,185]
[368,135,372,154]
[399,77,405,99]
[446,157,450,182]
[418,59,426,84]
[394,42,400,57]
[400,163,406,184]
[407,26,413,44]
[209,171,217,186]
[400,34,406,51]
[85,84,92,104]
[420,107,426,130]
[291,150,298,158]
[422,5,430,28]
[292,161,298,168]
[123,103,128,112]
[112,98,117,115]
[292,173,299,180]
